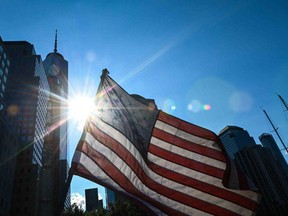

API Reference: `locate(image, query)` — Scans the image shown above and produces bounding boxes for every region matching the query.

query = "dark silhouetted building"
[218,125,256,159]
[85,188,99,211]
[3,40,50,216]
[0,37,20,216]
[0,35,70,216]
[40,32,70,215]
[0,37,9,111]
[219,125,288,215]
[259,133,288,177]
[235,145,288,215]
[105,188,118,209]
[98,199,103,209]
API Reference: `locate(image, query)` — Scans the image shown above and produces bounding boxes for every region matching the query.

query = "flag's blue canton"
[94,76,158,158]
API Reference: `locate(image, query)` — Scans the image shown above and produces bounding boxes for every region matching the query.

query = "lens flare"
[187,100,201,113]
[203,104,211,110]
[188,100,211,112]
[7,105,19,116]
[229,91,253,112]
[162,99,177,113]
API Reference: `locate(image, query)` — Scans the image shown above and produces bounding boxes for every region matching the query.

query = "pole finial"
[54,29,58,53]
[101,68,109,79]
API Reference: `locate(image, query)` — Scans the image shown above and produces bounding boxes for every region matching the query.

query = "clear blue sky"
[1,0,288,208]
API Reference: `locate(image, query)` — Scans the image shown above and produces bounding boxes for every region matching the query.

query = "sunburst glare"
[68,94,95,130]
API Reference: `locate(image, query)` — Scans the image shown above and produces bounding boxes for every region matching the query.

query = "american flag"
[71,71,260,215]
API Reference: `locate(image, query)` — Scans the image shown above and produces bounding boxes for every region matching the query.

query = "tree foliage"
[61,203,85,216]
[61,198,148,216]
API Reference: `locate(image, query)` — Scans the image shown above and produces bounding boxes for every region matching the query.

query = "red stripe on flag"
[158,111,222,144]
[86,123,241,215]
[71,75,259,216]
[149,144,225,179]
[78,141,189,216]
[71,161,158,216]
[153,127,226,162]
[149,162,258,211]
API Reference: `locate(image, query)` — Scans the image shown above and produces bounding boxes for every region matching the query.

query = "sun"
[68,94,95,130]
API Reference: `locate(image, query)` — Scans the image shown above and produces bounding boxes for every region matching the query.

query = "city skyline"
[1,0,288,208]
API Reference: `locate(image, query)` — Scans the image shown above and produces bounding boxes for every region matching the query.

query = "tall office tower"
[0,114,19,215]
[235,146,288,215]
[0,37,20,216]
[218,126,256,159]
[41,31,70,215]
[259,133,288,176]
[0,37,9,111]
[85,188,99,211]
[98,199,103,209]
[105,188,118,209]
[3,40,50,216]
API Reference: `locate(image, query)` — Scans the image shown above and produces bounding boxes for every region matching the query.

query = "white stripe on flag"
[82,132,213,215]
[150,136,226,170]
[147,153,259,202]
[83,123,256,215]
[153,119,259,202]
[155,120,222,151]
[73,151,167,216]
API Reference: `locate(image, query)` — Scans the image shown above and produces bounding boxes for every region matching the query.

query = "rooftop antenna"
[277,94,288,111]
[54,29,58,53]
[261,107,288,154]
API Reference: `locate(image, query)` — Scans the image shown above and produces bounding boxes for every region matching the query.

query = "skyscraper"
[0,37,20,216]
[218,125,256,158]
[85,188,99,211]
[259,133,288,177]
[3,40,50,216]
[105,188,118,209]
[0,34,71,215]
[235,145,288,215]
[0,37,9,111]
[40,31,70,215]
[219,125,288,215]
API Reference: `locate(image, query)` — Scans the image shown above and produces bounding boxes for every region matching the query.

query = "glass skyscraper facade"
[219,125,288,215]
[0,37,9,110]
[105,188,118,209]
[85,188,99,211]
[0,35,72,215]
[0,35,70,215]
[218,125,256,159]
[235,146,288,215]
[0,37,20,216]
[40,35,70,215]
[2,41,50,216]
[259,133,288,177]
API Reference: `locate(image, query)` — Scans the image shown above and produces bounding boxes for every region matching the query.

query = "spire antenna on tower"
[54,29,58,53]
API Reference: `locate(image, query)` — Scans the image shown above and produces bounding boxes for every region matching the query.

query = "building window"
[229,133,235,138]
